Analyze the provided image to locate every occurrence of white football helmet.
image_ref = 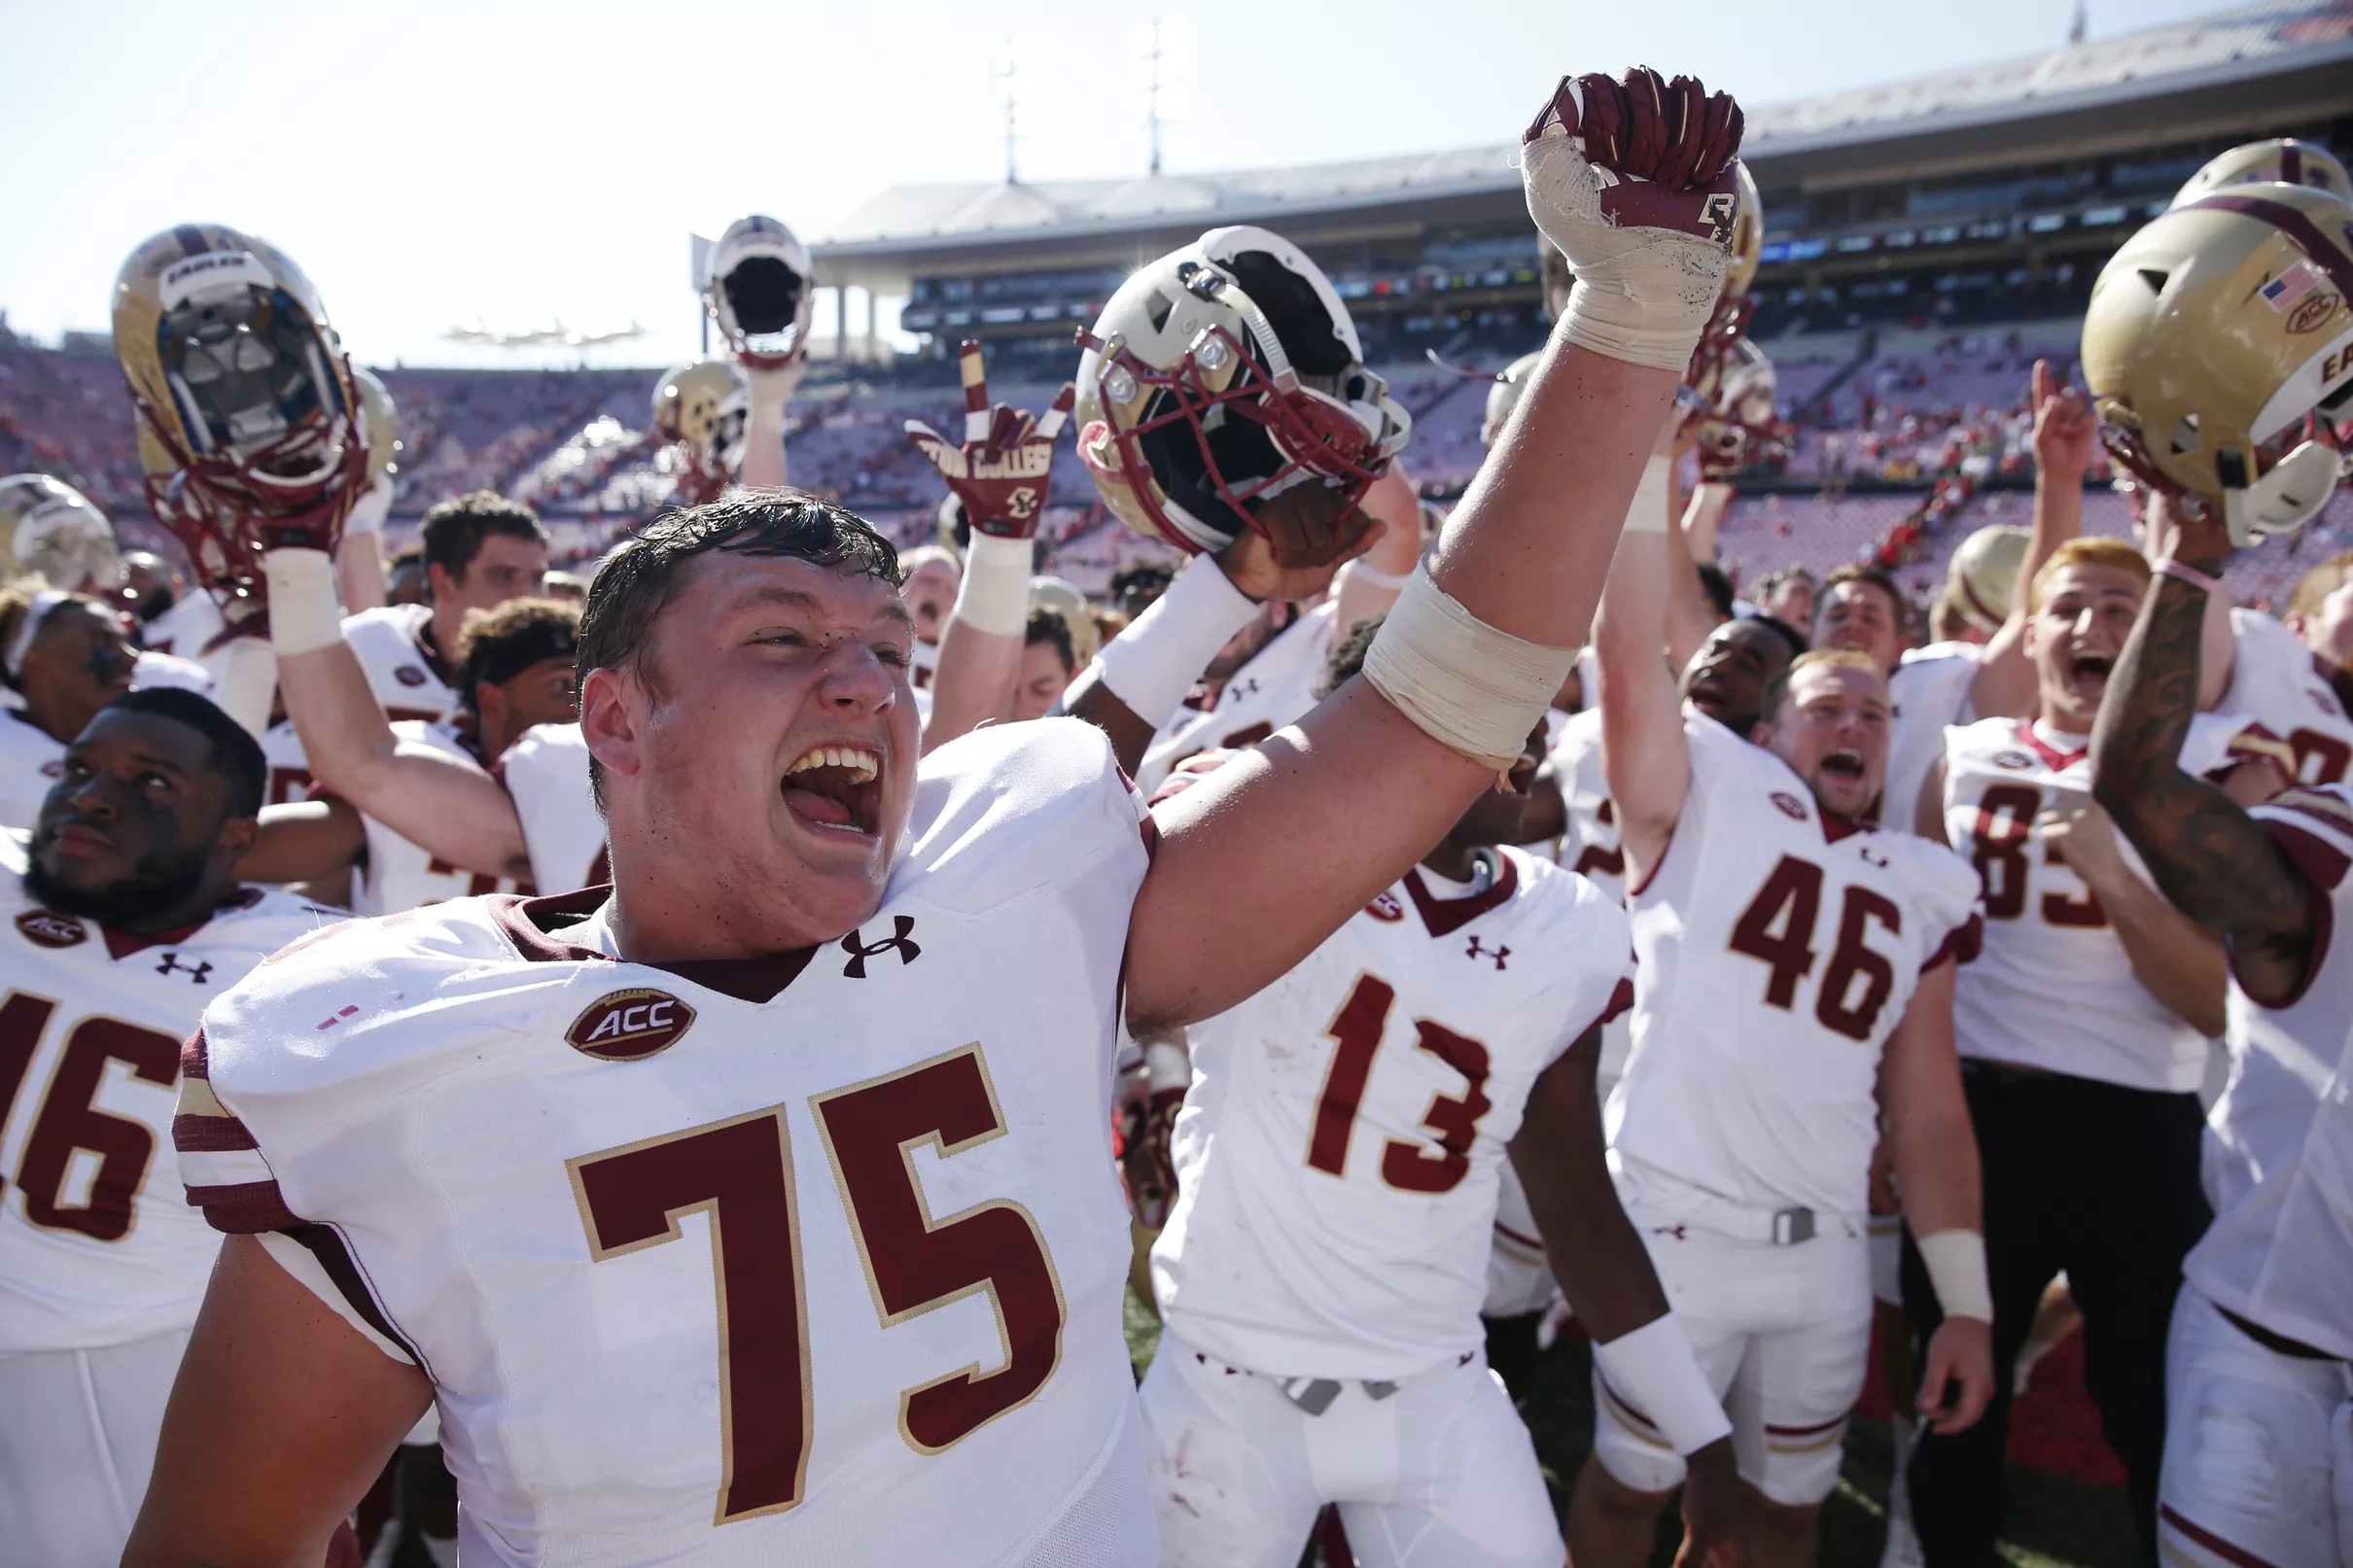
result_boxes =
[704,216,816,368]
[1074,226,1412,554]
[2171,139,2352,209]
[651,360,751,505]
[0,475,122,591]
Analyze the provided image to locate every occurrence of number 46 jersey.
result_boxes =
[1151,846,1634,1383]
[1611,715,1984,1219]
[178,720,1157,1567]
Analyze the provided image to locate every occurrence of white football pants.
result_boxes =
[0,1325,193,1568]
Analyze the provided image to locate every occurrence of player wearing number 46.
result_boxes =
[128,62,1757,1568]
[0,689,346,1568]
[1907,537,2290,1567]
[1577,413,1996,1568]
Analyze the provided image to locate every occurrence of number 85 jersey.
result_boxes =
[177,721,1157,1567]
[1611,715,1984,1219]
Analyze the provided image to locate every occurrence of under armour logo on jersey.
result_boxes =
[156,953,213,985]
[1652,1223,1689,1241]
[1466,935,1509,970]
[841,916,921,979]
[1223,677,1261,705]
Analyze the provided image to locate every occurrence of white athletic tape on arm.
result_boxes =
[1592,1312,1734,1455]
[1088,552,1259,730]
[951,534,1035,638]
[1917,1229,1993,1323]
[1359,566,1579,772]
[1622,455,1674,536]
[264,548,344,656]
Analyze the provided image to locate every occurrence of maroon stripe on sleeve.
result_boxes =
[172,1114,259,1152]
[1924,912,1984,972]
[186,1178,299,1234]
[180,1027,210,1082]
[2160,1504,2286,1568]
[283,1222,426,1371]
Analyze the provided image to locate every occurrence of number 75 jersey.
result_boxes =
[1612,715,1984,1218]
[177,721,1157,1567]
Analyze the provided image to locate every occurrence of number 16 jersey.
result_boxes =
[1611,714,1984,1218]
[178,720,1157,1567]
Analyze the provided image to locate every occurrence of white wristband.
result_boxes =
[1142,1040,1191,1097]
[263,548,344,656]
[1591,1313,1733,1455]
[1917,1229,1993,1323]
[342,480,392,540]
[1622,455,1674,536]
[1340,558,1414,592]
[950,534,1035,639]
[1359,565,1579,771]
[1087,552,1258,729]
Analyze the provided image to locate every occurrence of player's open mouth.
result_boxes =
[1820,749,1866,782]
[780,745,883,838]
[2071,653,2114,690]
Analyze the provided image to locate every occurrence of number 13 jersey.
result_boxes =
[1612,714,1984,1217]
[1151,846,1634,1382]
[178,720,1157,1567]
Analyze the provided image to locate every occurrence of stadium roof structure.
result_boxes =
[814,0,2353,292]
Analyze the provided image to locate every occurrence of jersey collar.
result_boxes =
[493,887,818,1004]
[1403,848,1518,939]
[88,885,265,959]
[2019,718,2090,771]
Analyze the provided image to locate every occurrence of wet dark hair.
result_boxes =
[456,598,580,711]
[1746,612,1809,662]
[97,687,265,818]
[1024,608,1075,676]
[421,490,548,578]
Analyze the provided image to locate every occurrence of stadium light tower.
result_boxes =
[1135,18,1186,178]
[996,39,1021,186]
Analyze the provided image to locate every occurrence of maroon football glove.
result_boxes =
[904,341,1073,540]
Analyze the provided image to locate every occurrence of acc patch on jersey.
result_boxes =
[394,666,430,687]
[15,908,86,948]
[1771,791,1809,821]
[567,989,695,1062]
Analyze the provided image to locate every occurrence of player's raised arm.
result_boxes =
[264,545,534,882]
[1127,68,1744,1032]
[1593,415,1699,886]
[2090,494,2317,1004]
[908,345,1075,749]
[1967,360,2093,720]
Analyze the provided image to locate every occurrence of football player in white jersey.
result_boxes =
[1908,536,2289,1567]
[0,688,343,1567]
[895,544,960,697]
[341,490,549,724]
[0,586,137,829]
[126,68,1752,1566]
[2090,494,2353,1568]
[1576,430,1994,1568]
[240,600,580,912]
[1141,617,1739,1568]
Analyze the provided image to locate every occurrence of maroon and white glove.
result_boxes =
[1522,67,1747,371]
[904,341,1073,539]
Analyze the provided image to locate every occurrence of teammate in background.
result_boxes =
[1111,562,1176,621]
[1907,539,2289,1568]
[387,545,429,609]
[1141,619,1739,1568]
[237,600,581,911]
[342,490,549,724]
[2090,493,2353,1568]
[1816,361,2090,834]
[1751,569,1815,634]
[894,543,961,693]
[0,587,137,829]
[0,689,342,1567]
[1015,608,1078,722]
[129,68,1752,1566]
[1577,419,1993,1568]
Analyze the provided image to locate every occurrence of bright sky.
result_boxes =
[0,0,2222,368]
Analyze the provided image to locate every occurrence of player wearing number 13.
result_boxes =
[0,689,342,1568]
[1577,421,1993,1568]
[129,64,1758,1568]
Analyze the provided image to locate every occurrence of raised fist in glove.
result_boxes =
[738,346,808,430]
[1523,66,1746,371]
[904,341,1074,539]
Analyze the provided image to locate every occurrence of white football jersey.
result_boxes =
[338,721,532,914]
[262,721,313,807]
[1885,645,1980,834]
[2217,608,2353,787]
[0,709,65,831]
[2185,784,2353,1357]
[1941,715,2278,1093]
[342,603,463,724]
[1612,714,1983,1217]
[131,648,213,695]
[179,719,1156,1566]
[1153,847,1633,1381]
[1136,601,1337,795]
[496,722,609,892]
[1545,707,1632,1090]
[0,837,342,1353]
[138,591,226,673]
